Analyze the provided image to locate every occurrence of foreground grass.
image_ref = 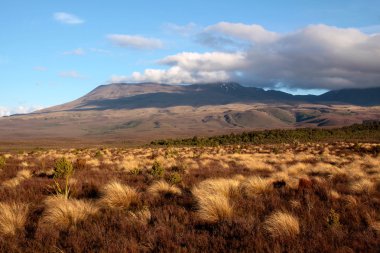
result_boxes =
[0,142,379,252]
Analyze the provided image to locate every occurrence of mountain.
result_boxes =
[40,82,380,113]
[1,82,380,146]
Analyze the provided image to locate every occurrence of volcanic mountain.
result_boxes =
[1,82,380,146]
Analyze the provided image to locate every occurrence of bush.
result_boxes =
[54,158,74,179]
[0,156,6,169]
[52,158,74,199]
[169,172,182,185]
[150,161,165,178]
[326,209,340,228]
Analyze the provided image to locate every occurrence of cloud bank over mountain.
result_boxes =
[0,105,44,117]
[114,23,380,90]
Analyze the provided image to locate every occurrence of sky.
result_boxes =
[1,0,380,116]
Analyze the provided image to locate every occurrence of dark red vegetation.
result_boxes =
[0,144,379,253]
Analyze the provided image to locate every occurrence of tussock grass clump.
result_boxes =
[99,181,139,210]
[240,176,272,197]
[350,179,374,194]
[194,178,240,198]
[193,194,233,223]
[192,178,236,223]
[148,181,181,197]
[128,206,151,224]
[0,202,29,236]
[263,211,300,239]
[2,169,32,188]
[41,196,98,229]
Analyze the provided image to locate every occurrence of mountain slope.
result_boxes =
[40,82,380,113]
[1,82,380,146]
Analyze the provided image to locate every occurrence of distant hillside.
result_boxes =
[39,82,380,113]
[1,82,380,147]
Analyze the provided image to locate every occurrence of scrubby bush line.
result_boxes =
[151,121,380,147]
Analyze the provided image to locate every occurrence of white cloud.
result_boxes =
[0,105,44,117]
[163,22,199,36]
[112,52,246,84]
[59,70,85,79]
[54,12,84,25]
[107,34,163,50]
[119,24,380,90]
[63,48,85,55]
[33,66,47,71]
[203,22,278,44]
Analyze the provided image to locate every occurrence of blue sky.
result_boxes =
[1,0,380,115]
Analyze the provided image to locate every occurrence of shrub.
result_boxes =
[41,196,98,229]
[129,167,142,175]
[169,172,182,184]
[148,181,181,197]
[326,209,340,228]
[0,202,29,236]
[99,182,139,210]
[263,211,300,239]
[51,158,74,199]
[150,161,165,178]
[0,156,5,169]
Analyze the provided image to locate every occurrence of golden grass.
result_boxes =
[350,179,374,194]
[193,194,233,223]
[240,176,272,197]
[193,178,240,198]
[128,207,151,224]
[0,202,29,236]
[2,169,32,188]
[263,211,300,238]
[192,178,236,223]
[99,181,139,210]
[147,181,181,197]
[371,221,380,233]
[41,196,98,229]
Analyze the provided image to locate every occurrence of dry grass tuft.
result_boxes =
[99,181,139,210]
[240,176,272,197]
[147,181,181,197]
[41,196,98,229]
[193,193,233,223]
[263,211,300,239]
[2,169,32,188]
[128,207,151,224]
[0,202,29,236]
[370,221,380,233]
[193,178,240,198]
[350,179,374,194]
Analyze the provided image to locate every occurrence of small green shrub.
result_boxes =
[326,209,340,228]
[94,150,103,159]
[150,161,165,178]
[0,156,6,169]
[169,172,182,185]
[54,158,74,179]
[130,168,142,175]
[52,158,74,199]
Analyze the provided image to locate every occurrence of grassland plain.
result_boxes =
[0,139,379,252]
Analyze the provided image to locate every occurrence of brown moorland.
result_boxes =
[0,142,379,252]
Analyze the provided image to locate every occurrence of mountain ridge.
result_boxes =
[38,82,380,113]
